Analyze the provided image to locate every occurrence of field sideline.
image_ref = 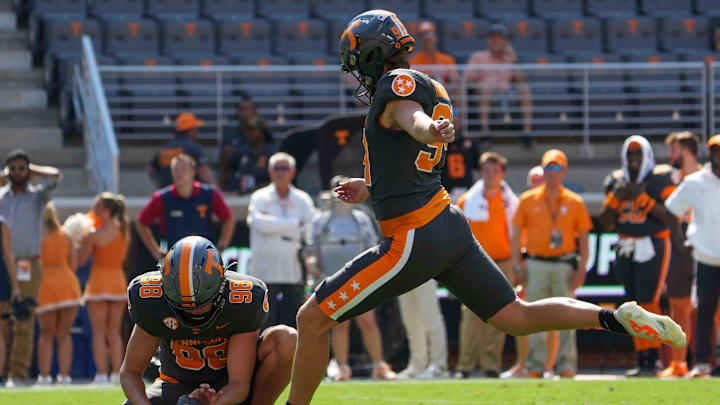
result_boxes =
[0,378,718,404]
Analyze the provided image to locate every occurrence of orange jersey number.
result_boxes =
[228,280,253,304]
[171,340,229,371]
[139,274,163,299]
[415,103,452,173]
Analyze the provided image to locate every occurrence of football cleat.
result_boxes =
[614,301,686,349]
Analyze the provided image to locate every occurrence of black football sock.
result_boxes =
[599,308,629,335]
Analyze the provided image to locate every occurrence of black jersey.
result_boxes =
[604,164,678,237]
[128,271,269,387]
[364,68,453,225]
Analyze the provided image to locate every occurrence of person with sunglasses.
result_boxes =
[247,152,316,329]
[511,149,593,379]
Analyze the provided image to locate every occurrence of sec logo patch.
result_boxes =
[391,74,416,97]
[163,316,179,331]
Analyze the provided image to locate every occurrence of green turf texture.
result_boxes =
[0,379,717,404]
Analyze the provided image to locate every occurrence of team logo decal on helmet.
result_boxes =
[339,9,415,104]
[391,74,416,97]
[160,236,227,331]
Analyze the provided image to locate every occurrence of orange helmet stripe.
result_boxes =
[179,240,194,303]
[341,20,361,50]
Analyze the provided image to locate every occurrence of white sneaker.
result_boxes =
[56,375,72,385]
[4,378,17,388]
[614,301,687,349]
[542,371,555,379]
[35,375,52,385]
[416,365,450,380]
[92,374,109,385]
[396,366,422,380]
[109,373,121,385]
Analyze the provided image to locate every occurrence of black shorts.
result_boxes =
[614,236,670,303]
[666,239,694,298]
[314,205,517,323]
[122,330,267,405]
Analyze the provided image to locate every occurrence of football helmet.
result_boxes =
[339,9,415,104]
[160,236,227,330]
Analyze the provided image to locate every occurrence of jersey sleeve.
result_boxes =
[137,192,164,226]
[224,274,270,334]
[647,167,677,202]
[127,271,167,337]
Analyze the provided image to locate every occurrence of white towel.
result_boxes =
[462,180,518,225]
[633,236,656,263]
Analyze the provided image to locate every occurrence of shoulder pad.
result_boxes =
[221,272,269,333]
[653,164,673,175]
[128,271,173,336]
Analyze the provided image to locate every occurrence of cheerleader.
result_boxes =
[78,192,129,385]
[36,202,82,385]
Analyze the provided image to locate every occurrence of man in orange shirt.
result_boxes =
[511,149,593,378]
[409,21,458,86]
[455,152,518,378]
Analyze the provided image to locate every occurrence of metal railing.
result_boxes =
[74,36,119,194]
[711,61,720,140]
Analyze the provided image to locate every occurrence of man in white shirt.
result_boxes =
[247,152,316,328]
[665,135,720,378]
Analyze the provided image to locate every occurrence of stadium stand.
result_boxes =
[274,19,327,57]
[104,19,160,59]
[660,17,711,53]
[201,0,255,21]
[146,0,200,21]
[257,0,310,20]
[311,0,367,19]
[438,18,489,61]
[505,18,548,56]
[550,18,603,56]
[477,0,528,19]
[89,0,144,20]
[422,0,474,20]
[218,20,272,57]
[368,0,421,19]
[585,0,637,17]
[161,19,216,57]
[694,0,720,16]
[531,0,583,18]
[605,17,658,54]
[639,0,692,17]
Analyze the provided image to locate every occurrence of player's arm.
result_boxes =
[212,330,260,405]
[334,178,369,204]
[598,175,620,231]
[120,325,161,405]
[383,99,455,145]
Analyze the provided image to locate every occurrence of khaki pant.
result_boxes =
[525,258,577,374]
[456,259,512,373]
[8,258,42,380]
[397,280,448,371]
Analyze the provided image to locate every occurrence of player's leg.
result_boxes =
[56,306,78,379]
[329,320,352,380]
[36,309,58,380]
[87,300,110,379]
[250,325,297,404]
[107,301,127,377]
[660,241,693,377]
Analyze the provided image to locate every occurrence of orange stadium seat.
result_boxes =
[104,19,160,58]
[161,20,216,57]
[274,20,328,57]
[201,0,255,21]
[505,18,548,56]
[551,18,603,55]
[438,18,489,61]
[218,20,272,57]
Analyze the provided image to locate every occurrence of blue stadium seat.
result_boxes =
[201,0,255,21]
[257,0,310,20]
[531,0,582,18]
[477,0,528,20]
[218,20,271,57]
[104,20,160,58]
[44,18,101,56]
[438,18,488,60]
[585,0,637,17]
[30,0,86,17]
[177,56,232,103]
[660,17,710,53]
[367,0,421,19]
[422,0,474,20]
[274,20,328,57]
[639,0,692,17]
[694,0,720,16]
[312,0,367,20]
[161,20,216,57]
[147,0,200,21]
[551,18,603,55]
[89,0,144,20]
[605,17,658,54]
[505,18,547,56]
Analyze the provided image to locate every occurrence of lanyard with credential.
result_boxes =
[544,194,563,229]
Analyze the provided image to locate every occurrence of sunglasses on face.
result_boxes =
[272,166,291,172]
[544,163,563,172]
[8,165,26,172]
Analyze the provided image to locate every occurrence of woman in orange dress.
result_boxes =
[36,202,82,385]
[78,192,129,385]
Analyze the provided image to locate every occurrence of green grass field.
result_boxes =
[0,379,718,405]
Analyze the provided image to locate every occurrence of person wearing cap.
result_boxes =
[409,21,459,86]
[137,153,235,262]
[148,112,215,188]
[466,23,533,146]
[665,135,720,378]
[598,135,679,376]
[224,116,277,195]
[511,149,592,378]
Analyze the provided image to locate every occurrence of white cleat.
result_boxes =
[614,301,687,349]
[35,375,52,385]
[56,375,72,385]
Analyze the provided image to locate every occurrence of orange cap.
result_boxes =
[542,149,568,168]
[708,134,720,149]
[418,21,436,35]
[175,112,204,132]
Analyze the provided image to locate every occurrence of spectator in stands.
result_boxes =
[137,154,235,261]
[466,23,533,147]
[78,192,130,385]
[527,166,545,189]
[409,21,459,86]
[715,26,720,52]
[659,131,701,377]
[665,135,720,378]
[220,98,265,188]
[306,175,395,381]
[148,112,215,188]
[598,136,678,377]
[441,112,479,203]
[0,211,20,386]
[36,202,81,385]
[247,152,315,328]
[225,118,277,195]
[0,149,61,387]
[454,152,517,379]
[512,149,592,379]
